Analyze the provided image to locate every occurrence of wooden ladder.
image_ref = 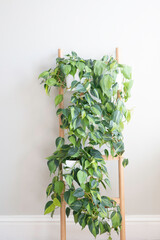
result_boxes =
[58,48,126,240]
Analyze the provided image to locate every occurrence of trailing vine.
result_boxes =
[39,51,133,239]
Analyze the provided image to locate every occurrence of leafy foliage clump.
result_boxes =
[39,51,133,239]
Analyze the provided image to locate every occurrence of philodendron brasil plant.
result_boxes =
[39,51,133,239]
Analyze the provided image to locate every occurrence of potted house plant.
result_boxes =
[39,51,133,239]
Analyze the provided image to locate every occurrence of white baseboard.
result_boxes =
[0,215,160,240]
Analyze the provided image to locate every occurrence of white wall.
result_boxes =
[0,0,160,218]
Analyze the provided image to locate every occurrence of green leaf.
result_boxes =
[56,137,64,149]
[99,222,105,234]
[84,82,91,92]
[62,108,70,117]
[84,93,92,105]
[75,83,86,93]
[56,108,63,116]
[71,51,77,57]
[78,213,87,229]
[113,141,124,155]
[100,75,113,95]
[85,160,90,169]
[123,80,133,92]
[47,160,57,174]
[94,60,106,76]
[121,65,132,79]
[88,221,97,237]
[101,196,113,208]
[52,176,58,184]
[64,190,76,205]
[54,181,64,195]
[73,212,79,223]
[104,149,109,159]
[65,175,73,188]
[99,221,111,234]
[81,117,89,129]
[88,168,94,176]
[110,60,117,69]
[125,110,131,122]
[101,55,109,61]
[81,110,86,119]
[46,183,53,197]
[38,71,49,79]
[111,212,121,228]
[68,135,76,147]
[71,80,79,89]
[91,105,102,116]
[104,178,111,188]
[123,80,133,100]
[89,132,97,143]
[62,65,71,75]
[44,84,49,95]
[55,94,63,106]
[86,203,92,214]
[46,78,57,86]
[71,106,80,120]
[46,154,55,161]
[87,114,95,124]
[76,62,85,71]
[77,170,87,185]
[79,71,83,79]
[70,66,77,77]
[98,203,107,218]
[64,191,70,203]
[76,127,85,137]
[90,88,99,98]
[112,110,122,124]
[122,158,129,167]
[68,147,78,156]
[53,197,61,207]
[73,188,85,198]
[70,200,83,211]
[72,118,81,129]
[90,179,98,189]
[106,102,113,113]
[44,201,55,215]
[112,82,119,95]
[66,207,70,217]
[90,149,103,160]
[85,65,92,73]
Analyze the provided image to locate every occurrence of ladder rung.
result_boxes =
[102,155,120,161]
[112,197,120,204]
